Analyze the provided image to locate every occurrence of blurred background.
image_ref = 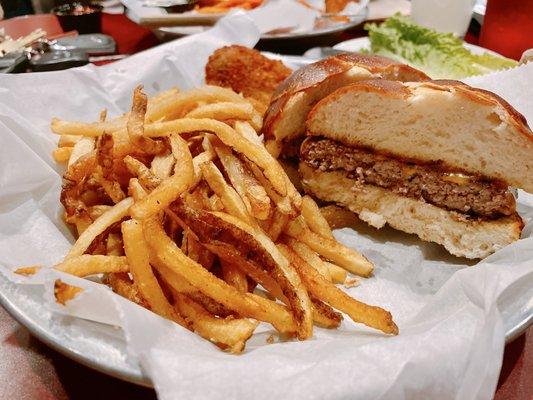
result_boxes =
[0,0,532,73]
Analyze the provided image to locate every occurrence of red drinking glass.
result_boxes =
[479,0,533,60]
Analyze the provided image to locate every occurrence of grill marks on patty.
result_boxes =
[301,137,516,219]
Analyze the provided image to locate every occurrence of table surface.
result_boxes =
[1,11,531,400]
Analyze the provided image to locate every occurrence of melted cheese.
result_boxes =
[442,173,472,185]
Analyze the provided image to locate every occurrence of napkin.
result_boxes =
[1,13,533,400]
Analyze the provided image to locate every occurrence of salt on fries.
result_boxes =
[22,84,397,353]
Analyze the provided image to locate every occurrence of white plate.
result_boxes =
[155,6,368,40]
[333,36,500,56]
[0,271,149,387]
[0,44,530,390]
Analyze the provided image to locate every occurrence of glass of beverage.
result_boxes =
[479,0,533,60]
[411,0,477,37]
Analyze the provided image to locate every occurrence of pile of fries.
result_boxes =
[27,84,397,353]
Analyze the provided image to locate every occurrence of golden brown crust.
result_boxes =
[263,54,429,142]
[271,56,349,102]
[328,79,410,99]
[271,53,428,102]
[205,45,291,112]
[262,96,288,141]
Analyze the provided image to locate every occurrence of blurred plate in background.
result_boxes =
[154,5,368,40]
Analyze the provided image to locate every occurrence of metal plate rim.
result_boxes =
[0,284,153,388]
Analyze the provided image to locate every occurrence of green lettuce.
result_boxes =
[363,14,517,79]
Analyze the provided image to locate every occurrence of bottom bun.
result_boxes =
[300,163,523,259]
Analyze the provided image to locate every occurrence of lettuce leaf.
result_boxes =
[363,14,517,79]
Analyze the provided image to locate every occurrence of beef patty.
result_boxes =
[301,137,515,219]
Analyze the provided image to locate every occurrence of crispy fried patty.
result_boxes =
[301,137,515,219]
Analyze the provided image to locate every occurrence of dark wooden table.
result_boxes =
[0,305,530,399]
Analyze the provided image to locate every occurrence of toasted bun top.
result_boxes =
[270,53,429,102]
[262,54,429,155]
[307,79,533,192]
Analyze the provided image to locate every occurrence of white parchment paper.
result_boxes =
[1,14,533,399]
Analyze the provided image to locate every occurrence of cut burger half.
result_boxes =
[300,79,532,259]
[262,53,430,159]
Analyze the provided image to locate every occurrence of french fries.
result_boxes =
[144,216,296,334]
[174,206,313,339]
[34,84,396,353]
[68,137,95,167]
[221,260,249,293]
[279,245,398,335]
[301,196,334,239]
[201,161,253,224]
[55,255,129,277]
[51,118,113,137]
[145,85,248,123]
[214,143,271,220]
[124,155,161,191]
[185,101,254,121]
[105,272,148,307]
[58,134,82,148]
[285,217,374,277]
[192,150,215,185]
[310,297,343,329]
[150,153,174,179]
[127,86,166,155]
[52,147,72,164]
[323,261,347,284]
[173,292,258,353]
[122,219,185,324]
[320,205,361,230]
[142,118,288,196]
[130,135,193,219]
[283,237,331,281]
[65,197,133,259]
[234,121,262,146]
[153,261,233,317]
[245,160,295,216]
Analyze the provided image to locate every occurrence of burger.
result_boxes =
[263,54,532,258]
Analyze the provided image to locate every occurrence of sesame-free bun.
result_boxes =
[262,54,429,157]
[300,163,523,259]
[307,79,533,192]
